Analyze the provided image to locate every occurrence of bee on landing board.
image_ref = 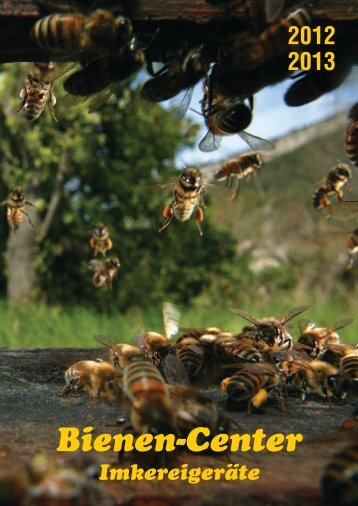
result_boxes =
[231,306,309,350]
[89,223,113,256]
[313,163,352,210]
[321,443,358,506]
[141,47,209,121]
[18,62,61,122]
[62,360,122,401]
[1,187,36,233]
[86,256,120,290]
[32,7,133,62]
[346,103,358,168]
[159,168,205,236]
[122,359,177,436]
[215,152,263,200]
[199,77,274,153]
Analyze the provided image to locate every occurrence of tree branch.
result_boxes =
[38,149,69,241]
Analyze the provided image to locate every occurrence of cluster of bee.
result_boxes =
[86,223,120,289]
[62,303,357,438]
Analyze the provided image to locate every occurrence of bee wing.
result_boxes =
[322,201,358,220]
[264,0,286,22]
[320,319,354,340]
[87,85,119,113]
[94,335,116,347]
[86,259,103,271]
[47,62,79,81]
[169,87,194,121]
[279,305,309,326]
[230,308,262,326]
[238,131,275,152]
[163,302,181,340]
[163,354,191,386]
[199,130,222,152]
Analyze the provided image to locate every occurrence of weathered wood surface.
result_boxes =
[0,0,357,61]
[0,348,356,505]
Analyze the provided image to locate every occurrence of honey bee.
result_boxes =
[313,163,352,210]
[61,360,122,400]
[63,45,145,111]
[1,187,36,233]
[18,62,60,122]
[170,386,232,439]
[231,306,309,349]
[138,302,180,365]
[284,54,352,107]
[346,228,358,270]
[95,337,144,369]
[89,222,113,256]
[297,319,353,358]
[299,360,338,402]
[346,103,358,167]
[142,47,209,120]
[335,353,358,397]
[218,7,311,72]
[32,9,133,62]
[123,359,177,435]
[159,168,205,236]
[86,256,120,289]
[321,443,358,506]
[215,152,263,200]
[175,336,206,379]
[216,336,263,364]
[199,79,274,152]
[221,362,281,411]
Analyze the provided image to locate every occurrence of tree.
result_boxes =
[0,64,236,309]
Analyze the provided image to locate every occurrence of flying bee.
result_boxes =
[63,46,145,112]
[313,163,352,210]
[18,62,62,122]
[95,337,144,369]
[321,443,358,506]
[231,306,309,349]
[142,47,209,120]
[199,79,274,152]
[61,360,122,400]
[221,362,281,411]
[218,7,311,72]
[89,222,113,256]
[32,9,133,62]
[346,228,358,269]
[1,187,36,233]
[215,152,263,200]
[159,167,205,236]
[86,256,120,290]
[346,103,358,167]
[123,359,177,435]
[297,319,353,358]
[137,302,180,365]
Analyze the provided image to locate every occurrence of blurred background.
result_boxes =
[0,64,356,347]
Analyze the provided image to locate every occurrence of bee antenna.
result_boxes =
[189,107,204,117]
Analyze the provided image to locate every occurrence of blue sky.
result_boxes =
[178,66,358,165]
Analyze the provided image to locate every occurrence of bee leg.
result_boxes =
[229,178,240,201]
[195,207,204,237]
[48,89,58,123]
[335,189,344,201]
[61,384,74,398]
[300,380,307,402]
[159,204,173,233]
[21,209,36,231]
[200,193,206,209]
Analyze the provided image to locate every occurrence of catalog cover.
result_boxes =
[0,1,357,505]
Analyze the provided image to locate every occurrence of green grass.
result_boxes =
[0,298,356,348]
